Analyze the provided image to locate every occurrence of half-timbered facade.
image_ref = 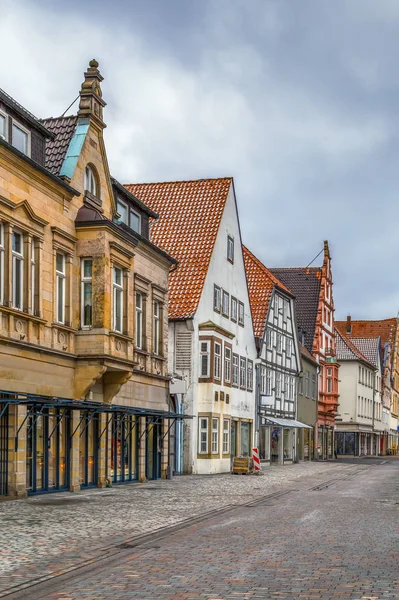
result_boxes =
[243,246,306,465]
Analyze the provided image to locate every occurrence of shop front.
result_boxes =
[259,416,312,465]
[317,425,334,459]
[110,414,139,485]
[0,402,9,497]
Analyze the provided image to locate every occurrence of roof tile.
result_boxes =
[41,115,77,175]
[126,178,232,320]
[335,328,375,369]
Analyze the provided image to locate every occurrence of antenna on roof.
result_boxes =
[305,247,324,269]
[61,95,79,117]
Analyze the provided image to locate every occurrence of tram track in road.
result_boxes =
[0,463,375,600]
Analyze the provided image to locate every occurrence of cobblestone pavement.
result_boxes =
[0,461,364,595]
[5,458,397,600]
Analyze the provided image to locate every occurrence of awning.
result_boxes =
[260,416,312,429]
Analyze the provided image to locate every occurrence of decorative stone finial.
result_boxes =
[78,59,106,128]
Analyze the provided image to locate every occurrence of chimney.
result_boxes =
[346,315,352,334]
[78,59,106,129]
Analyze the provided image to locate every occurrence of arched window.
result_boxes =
[84,164,98,197]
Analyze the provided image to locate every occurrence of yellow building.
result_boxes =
[0,60,183,499]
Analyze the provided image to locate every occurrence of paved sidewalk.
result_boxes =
[0,462,365,595]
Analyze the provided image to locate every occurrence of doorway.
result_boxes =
[0,403,8,496]
[79,412,99,488]
[111,414,138,484]
[146,419,162,480]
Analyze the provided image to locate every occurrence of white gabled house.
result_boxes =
[126,178,257,474]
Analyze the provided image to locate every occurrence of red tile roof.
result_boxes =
[242,245,293,338]
[335,327,375,369]
[335,318,396,345]
[125,178,233,320]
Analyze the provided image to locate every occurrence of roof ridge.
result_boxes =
[271,266,321,272]
[41,115,77,122]
[336,318,396,324]
[126,176,233,187]
[243,245,293,296]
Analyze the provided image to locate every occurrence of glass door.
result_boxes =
[80,412,99,488]
[0,403,8,496]
[146,420,161,480]
[111,414,138,484]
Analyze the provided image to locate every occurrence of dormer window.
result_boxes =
[116,199,141,235]
[116,199,128,225]
[130,209,141,234]
[84,164,98,197]
[0,112,6,139]
[12,120,29,156]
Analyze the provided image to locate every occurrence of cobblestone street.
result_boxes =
[1,460,398,599]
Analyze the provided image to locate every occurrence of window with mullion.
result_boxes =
[113,266,123,333]
[55,253,66,324]
[199,417,208,453]
[153,300,160,355]
[224,346,231,383]
[211,417,219,454]
[214,342,222,380]
[223,419,230,454]
[12,230,23,310]
[200,341,210,378]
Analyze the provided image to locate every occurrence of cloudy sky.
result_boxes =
[1,0,399,320]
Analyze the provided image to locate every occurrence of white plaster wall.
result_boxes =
[337,361,375,427]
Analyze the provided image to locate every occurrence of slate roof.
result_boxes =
[41,115,78,175]
[335,328,375,368]
[335,318,396,346]
[270,267,321,354]
[125,178,233,320]
[242,245,293,339]
[349,337,380,368]
[0,87,55,138]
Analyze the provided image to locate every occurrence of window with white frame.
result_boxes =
[266,328,273,349]
[232,353,239,386]
[200,340,210,378]
[231,297,237,322]
[284,374,289,396]
[12,121,29,156]
[240,357,246,388]
[247,360,253,391]
[116,199,128,224]
[223,419,230,454]
[238,301,244,326]
[222,290,229,317]
[113,266,123,333]
[130,209,141,234]
[260,366,266,394]
[55,253,66,324]
[286,338,292,357]
[135,292,143,348]
[153,301,160,355]
[0,112,6,139]
[289,376,295,401]
[211,417,219,454]
[12,230,23,310]
[227,235,234,263]
[224,346,231,383]
[275,371,282,396]
[0,223,4,305]
[283,299,289,322]
[214,342,221,380]
[30,241,35,314]
[327,367,333,393]
[213,285,221,312]
[277,333,283,353]
[199,418,208,453]
[84,164,98,196]
[266,369,272,396]
[81,258,93,327]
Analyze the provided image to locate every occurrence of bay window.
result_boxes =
[200,340,210,378]
[199,418,208,454]
[12,231,23,310]
[55,253,66,324]
[135,292,143,348]
[81,258,93,327]
[224,346,231,383]
[214,342,221,380]
[211,417,219,454]
[113,266,123,333]
[223,419,230,454]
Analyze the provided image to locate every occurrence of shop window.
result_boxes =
[153,300,160,355]
[12,230,23,310]
[240,357,246,388]
[224,346,231,383]
[55,253,66,324]
[214,342,221,380]
[211,417,219,454]
[223,419,230,454]
[199,417,208,453]
[200,341,210,378]
[232,353,239,386]
[222,290,229,317]
[213,285,221,312]
[231,297,237,322]
[81,258,93,328]
[227,235,234,263]
[113,266,123,333]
